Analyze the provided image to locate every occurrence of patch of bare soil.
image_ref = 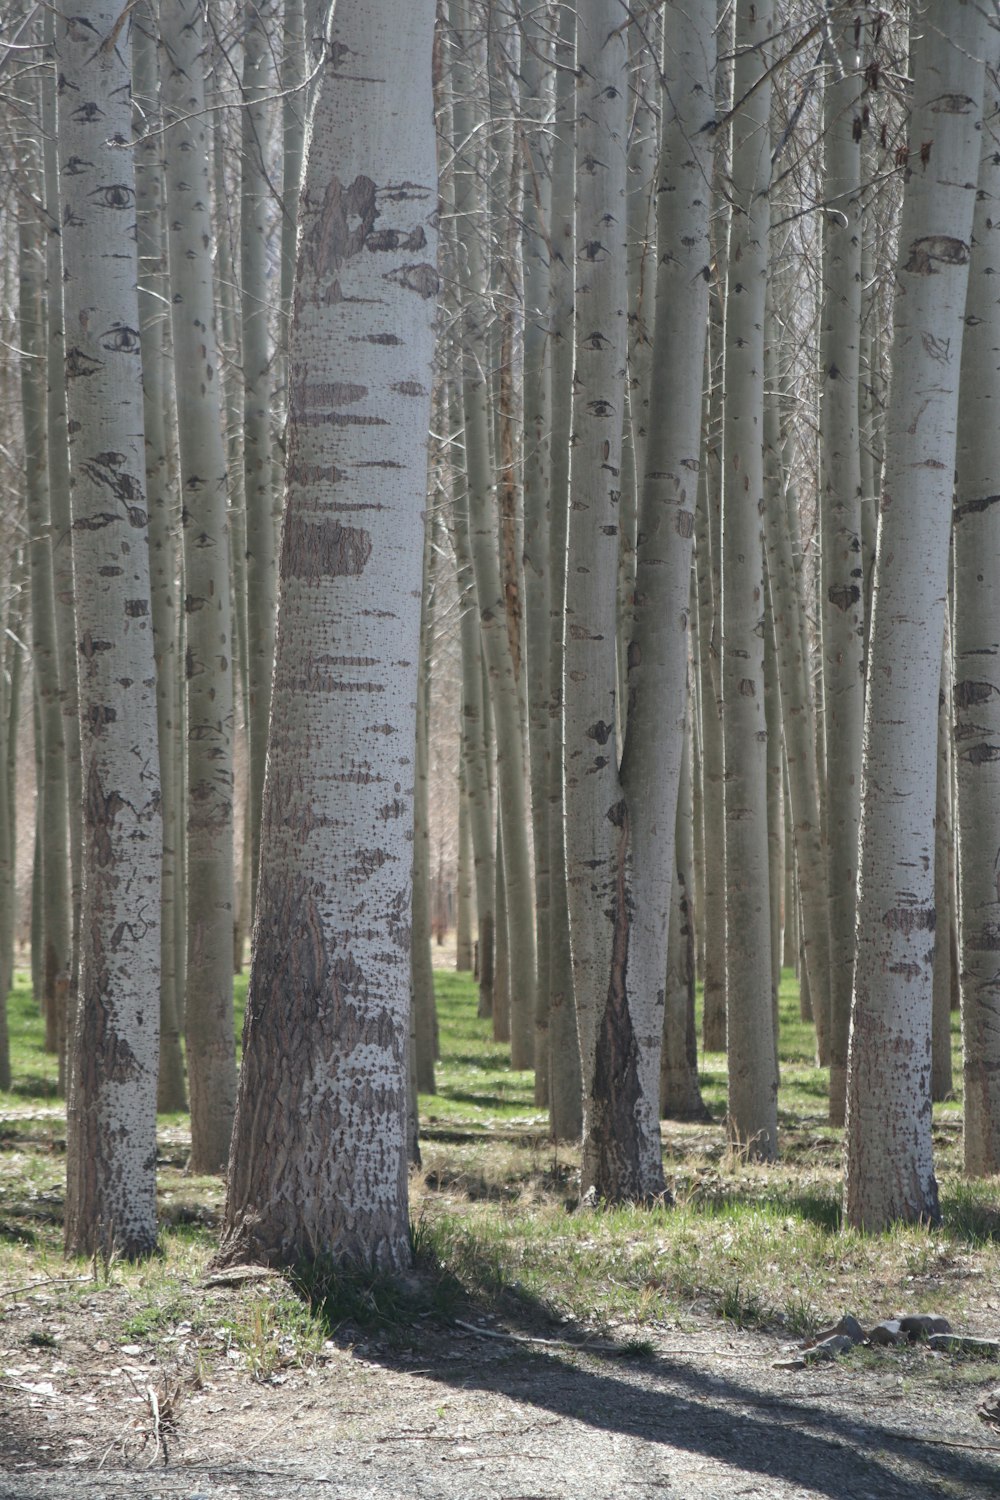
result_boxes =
[2,1282,1000,1500]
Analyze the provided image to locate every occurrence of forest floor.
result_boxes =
[2,955,1000,1499]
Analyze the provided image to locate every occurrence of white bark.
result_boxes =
[820,7,865,1122]
[721,0,778,1159]
[845,0,987,1229]
[221,0,438,1271]
[955,39,1000,1173]
[161,0,237,1172]
[58,0,161,1258]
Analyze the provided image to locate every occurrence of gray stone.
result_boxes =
[928,1334,1000,1358]
[808,1314,865,1347]
[869,1320,904,1346]
[899,1313,951,1340]
[803,1334,855,1363]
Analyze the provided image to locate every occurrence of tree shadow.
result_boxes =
[320,1255,1000,1500]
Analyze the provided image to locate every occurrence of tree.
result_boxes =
[845,0,987,1230]
[58,0,162,1259]
[720,0,778,1159]
[954,35,1000,1175]
[220,0,438,1272]
[161,0,238,1173]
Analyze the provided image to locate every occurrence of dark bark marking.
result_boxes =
[586,720,614,746]
[85,760,125,870]
[738,678,756,697]
[303,174,377,279]
[124,599,149,617]
[293,380,368,407]
[391,381,426,397]
[882,906,935,935]
[929,92,976,115]
[282,514,372,580]
[590,799,647,1203]
[954,679,996,709]
[85,704,117,732]
[382,262,439,298]
[828,582,861,612]
[328,411,388,428]
[904,236,969,275]
[287,463,349,486]
[365,226,427,254]
[79,632,113,658]
[955,492,1000,522]
[675,509,694,539]
[960,742,1000,766]
[351,332,403,346]
[66,347,101,378]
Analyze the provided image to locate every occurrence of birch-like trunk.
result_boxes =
[820,8,865,1123]
[220,0,438,1272]
[762,327,831,1070]
[563,0,638,1200]
[545,2,582,1142]
[721,0,777,1159]
[845,0,986,1229]
[58,0,162,1259]
[161,0,237,1172]
[133,0,186,1113]
[242,0,277,909]
[450,0,536,1071]
[17,119,73,1081]
[519,3,554,1104]
[955,47,1000,1173]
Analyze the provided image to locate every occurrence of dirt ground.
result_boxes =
[2,1277,1000,1500]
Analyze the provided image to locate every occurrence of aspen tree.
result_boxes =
[161,0,238,1172]
[57,0,162,1258]
[820,5,865,1123]
[221,0,438,1272]
[955,38,1000,1174]
[721,0,778,1158]
[845,0,987,1229]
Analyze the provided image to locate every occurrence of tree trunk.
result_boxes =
[220,0,438,1273]
[721,0,778,1160]
[133,0,186,1114]
[162,0,238,1172]
[954,42,1000,1172]
[845,1,986,1230]
[820,7,865,1122]
[58,0,162,1260]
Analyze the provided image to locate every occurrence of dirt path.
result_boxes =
[3,1302,1000,1500]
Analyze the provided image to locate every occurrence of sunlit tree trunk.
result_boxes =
[58,0,162,1259]
[820,7,865,1123]
[242,0,277,911]
[845,1,986,1229]
[451,0,536,1071]
[220,0,438,1272]
[721,0,777,1159]
[162,0,237,1172]
[133,0,186,1113]
[546,3,582,1141]
[955,48,1000,1172]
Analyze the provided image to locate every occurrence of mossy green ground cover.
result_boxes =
[0,962,996,1362]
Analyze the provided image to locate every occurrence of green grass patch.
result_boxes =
[0,957,990,1368]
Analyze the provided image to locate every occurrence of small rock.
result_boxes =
[772,1357,807,1371]
[899,1313,951,1340]
[869,1320,904,1346]
[977,1388,1000,1428]
[803,1334,855,1363]
[928,1335,1000,1359]
[807,1314,865,1347]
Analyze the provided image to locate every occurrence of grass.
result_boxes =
[0,956,996,1378]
